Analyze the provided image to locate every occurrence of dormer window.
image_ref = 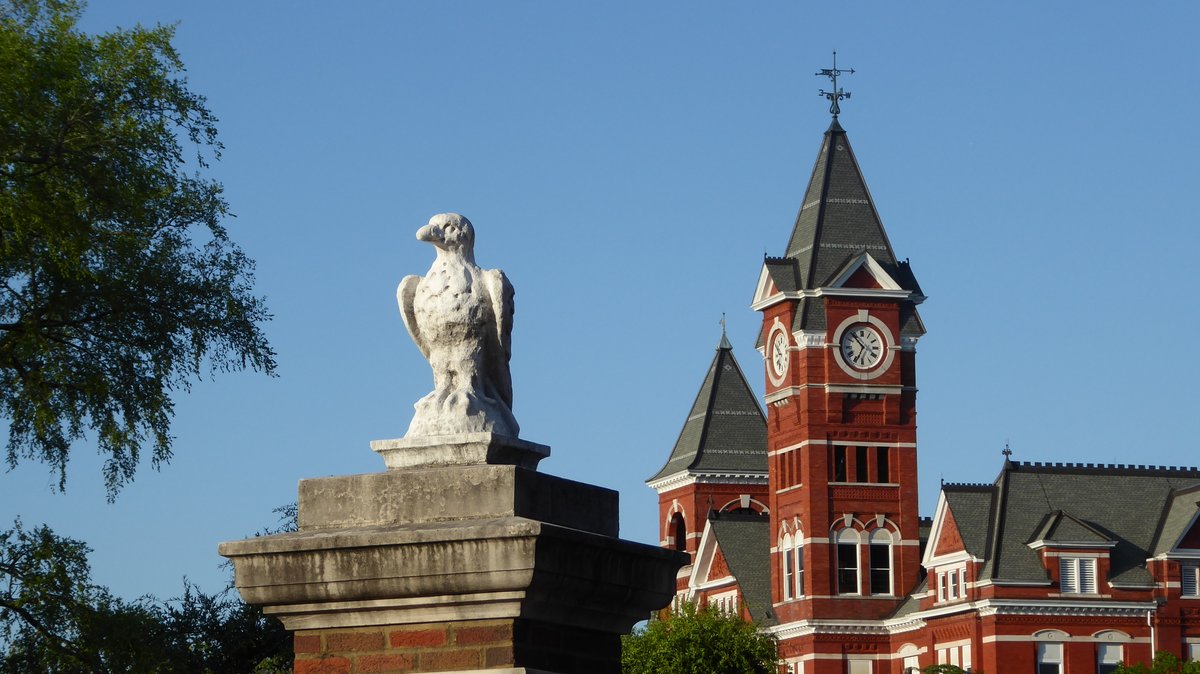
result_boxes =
[1060,557,1097,594]
[1183,563,1199,597]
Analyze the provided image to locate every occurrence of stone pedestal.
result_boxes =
[219,437,685,674]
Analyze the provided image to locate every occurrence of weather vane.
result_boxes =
[816,50,854,119]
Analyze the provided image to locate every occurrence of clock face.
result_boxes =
[771,331,789,378]
[840,324,884,370]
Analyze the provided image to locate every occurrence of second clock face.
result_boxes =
[840,325,884,370]
[771,331,790,377]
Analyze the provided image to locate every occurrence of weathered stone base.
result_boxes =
[221,445,686,673]
[293,618,620,673]
[371,433,549,470]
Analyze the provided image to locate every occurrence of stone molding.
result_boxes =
[371,432,549,470]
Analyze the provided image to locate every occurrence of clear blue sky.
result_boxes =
[3,1,1198,602]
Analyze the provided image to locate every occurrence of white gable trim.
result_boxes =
[686,519,718,600]
[752,264,783,308]
[828,252,903,291]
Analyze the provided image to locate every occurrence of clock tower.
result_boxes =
[751,115,926,629]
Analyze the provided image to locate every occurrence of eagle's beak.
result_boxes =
[416,222,443,246]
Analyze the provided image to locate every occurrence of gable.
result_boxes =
[933,505,967,557]
[827,252,902,291]
[707,547,732,582]
[1179,511,1200,549]
[843,265,882,289]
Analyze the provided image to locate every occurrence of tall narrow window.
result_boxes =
[795,544,805,597]
[1097,643,1122,674]
[1037,643,1063,674]
[837,529,860,594]
[876,446,890,483]
[782,533,795,600]
[834,446,847,481]
[670,513,686,553]
[1060,557,1097,593]
[948,569,959,599]
[855,445,869,482]
[1182,563,1199,597]
[869,529,893,595]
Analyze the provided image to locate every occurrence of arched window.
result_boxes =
[836,529,860,595]
[869,529,893,595]
[898,644,920,673]
[1033,632,1069,674]
[1037,642,1063,674]
[1097,643,1122,674]
[670,513,686,553]
[782,533,795,600]
[794,535,805,598]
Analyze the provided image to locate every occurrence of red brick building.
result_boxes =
[647,119,1200,674]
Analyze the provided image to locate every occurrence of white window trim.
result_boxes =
[936,563,967,603]
[869,529,894,596]
[1061,557,1099,594]
[1182,563,1199,597]
[837,529,862,595]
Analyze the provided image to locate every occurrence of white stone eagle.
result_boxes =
[397,213,518,438]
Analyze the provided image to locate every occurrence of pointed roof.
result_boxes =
[783,121,919,292]
[648,336,768,483]
[755,122,925,345]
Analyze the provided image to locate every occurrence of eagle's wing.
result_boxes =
[397,275,429,359]
[483,268,514,409]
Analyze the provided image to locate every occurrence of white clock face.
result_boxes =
[771,331,789,377]
[840,325,884,370]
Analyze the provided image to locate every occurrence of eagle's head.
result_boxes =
[417,213,475,257]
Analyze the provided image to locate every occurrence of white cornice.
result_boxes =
[647,470,769,493]
[974,598,1157,618]
[750,287,915,312]
[1028,540,1117,551]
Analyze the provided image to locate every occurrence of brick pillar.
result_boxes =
[220,434,687,674]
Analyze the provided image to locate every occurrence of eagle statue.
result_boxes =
[397,213,519,438]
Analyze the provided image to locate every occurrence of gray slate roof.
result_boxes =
[648,336,768,482]
[708,513,775,626]
[944,462,1200,588]
[783,120,921,296]
[755,121,924,344]
[1151,484,1200,556]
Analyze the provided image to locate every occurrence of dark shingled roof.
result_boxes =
[757,120,924,339]
[941,485,995,559]
[708,514,775,626]
[648,336,768,482]
[1028,511,1113,546]
[1150,484,1200,556]
[783,120,919,296]
[948,462,1200,588]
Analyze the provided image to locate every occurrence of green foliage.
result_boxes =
[0,519,291,673]
[1114,651,1200,674]
[0,0,275,498]
[922,666,968,674]
[621,601,778,674]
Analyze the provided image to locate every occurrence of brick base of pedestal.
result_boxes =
[220,445,686,674]
[293,618,619,674]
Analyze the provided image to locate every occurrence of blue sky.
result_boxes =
[3,1,1199,602]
